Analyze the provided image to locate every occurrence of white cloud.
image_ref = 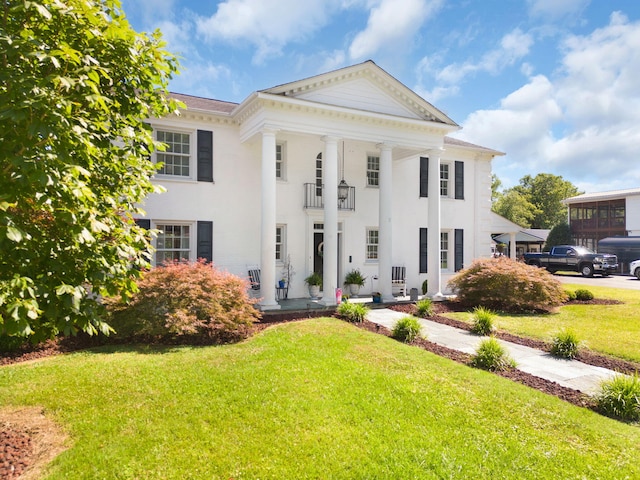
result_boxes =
[196,0,344,64]
[457,13,640,191]
[435,28,533,85]
[527,0,590,21]
[348,0,443,60]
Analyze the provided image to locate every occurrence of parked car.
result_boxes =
[523,245,618,277]
[630,259,640,280]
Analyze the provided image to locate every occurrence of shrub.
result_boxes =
[596,374,640,422]
[415,298,433,317]
[447,257,566,313]
[564,289,577,301]
[550,329,580,359]
[471,337,516,371]
[421,279,429,295]
[105,260,260,343]
[337,302,369,323]
[391,316,423,343]
[471,306,495,336]
[574,288,594,301]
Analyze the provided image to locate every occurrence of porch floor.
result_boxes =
[261,293,415,319]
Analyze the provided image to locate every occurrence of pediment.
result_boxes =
[261,61,457,126]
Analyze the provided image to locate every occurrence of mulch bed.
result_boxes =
[2,298,638,475]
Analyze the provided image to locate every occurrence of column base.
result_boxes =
[381,294,396,303]
[428,292,446,302]
[259,301,281,311]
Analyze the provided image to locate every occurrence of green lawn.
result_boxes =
[445,284,640,363]
[1,318,639,479]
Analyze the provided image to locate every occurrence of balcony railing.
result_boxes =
[303,183,355,211]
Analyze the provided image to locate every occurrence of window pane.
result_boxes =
[157,130,190,177]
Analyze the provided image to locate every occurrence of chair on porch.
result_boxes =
[247,267,261,292]
[391,266,407,297]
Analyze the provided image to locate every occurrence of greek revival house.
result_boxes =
[139,61,504,309]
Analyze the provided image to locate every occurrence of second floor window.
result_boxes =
[367,155,380,187]
[276,143,285,179]
[157,130,191,177]
[440,163,449,196]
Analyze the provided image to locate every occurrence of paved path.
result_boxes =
[366,308,620,395]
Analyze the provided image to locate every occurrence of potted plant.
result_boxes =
[344,269,366,296]
[304,271,322,298]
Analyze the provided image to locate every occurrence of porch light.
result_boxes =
[338,179,350,201]
[338,140,349,202]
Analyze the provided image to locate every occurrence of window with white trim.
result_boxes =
[367,155,380,187]
[366,228,379,261]
[440,231,449,269]
[275,225,286,262]
[155,224,191,264]
[440,163,450,197]
[156,130,191,177]
[276,143,286,180]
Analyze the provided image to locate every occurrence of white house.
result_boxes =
[138,61,504,309]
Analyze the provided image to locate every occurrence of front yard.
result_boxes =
[1,316,639,479]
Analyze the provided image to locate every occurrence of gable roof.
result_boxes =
[170,92,237,114]
[260,60,458,126]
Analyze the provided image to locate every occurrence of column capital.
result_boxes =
[376,142,395,151]
[261,125,280,136]
[424,146,445,157]
[321,134,342,144]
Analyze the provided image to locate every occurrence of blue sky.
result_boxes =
[120,0,640,193]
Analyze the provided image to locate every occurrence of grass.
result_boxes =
[1,318,640,478]
[445,285,640,363]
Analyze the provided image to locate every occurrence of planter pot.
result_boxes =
[372,295,382,304]
[348,284,361,296]
[279,280,286,288]
[308,285,320,298]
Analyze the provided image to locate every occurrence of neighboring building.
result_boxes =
[139,61,504,309]
[562,188,640,250]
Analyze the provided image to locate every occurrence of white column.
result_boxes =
[378,143,394,302]
[259,128,280,310]
[427,148,444,300]
[509,232,517,259]
[320,135,340,305]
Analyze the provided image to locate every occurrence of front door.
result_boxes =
[313,223,342,290]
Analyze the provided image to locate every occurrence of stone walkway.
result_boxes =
[366,308,620,395]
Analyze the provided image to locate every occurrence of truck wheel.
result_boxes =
[635,269,640,280]
[580,264,594,277]
[528,261,540,268]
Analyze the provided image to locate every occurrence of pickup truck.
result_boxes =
[524,245,618,277]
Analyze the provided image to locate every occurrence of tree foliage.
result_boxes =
[0,0,180,341]
[492,173,581,229]
[544,222,572,250]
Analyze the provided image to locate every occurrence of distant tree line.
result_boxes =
[492,173,581,249]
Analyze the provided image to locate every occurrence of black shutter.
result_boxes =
[419,157,429,197]
[455,161,464,200]
[197,130,213,182]
[197,221,213,262]
[419,228,428,273]
[134,219,151,230]
[455,229,464,272]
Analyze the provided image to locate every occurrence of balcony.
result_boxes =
[303,183,355,211]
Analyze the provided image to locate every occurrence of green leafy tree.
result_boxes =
[492,189,538,228]
[544,222,572,250]
[0,0,180,341]
[513,174,582,229]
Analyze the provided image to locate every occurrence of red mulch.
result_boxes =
[2,298,638,474]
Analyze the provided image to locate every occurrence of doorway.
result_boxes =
[312,222,342,289]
